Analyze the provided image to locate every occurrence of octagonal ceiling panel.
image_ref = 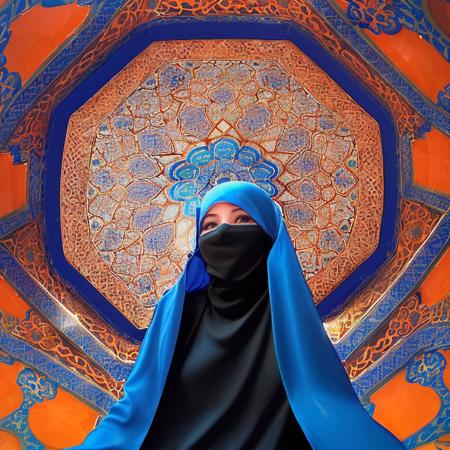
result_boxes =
[60,40,382,329]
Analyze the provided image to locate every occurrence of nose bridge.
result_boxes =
[220,215,239,224]
[202,222,236,243]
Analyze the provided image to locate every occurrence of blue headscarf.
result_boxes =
[66,181,405,450]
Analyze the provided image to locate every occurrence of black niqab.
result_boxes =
[141,223,312,449]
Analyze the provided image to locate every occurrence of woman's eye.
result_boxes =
[202,222,217,231]
[236,215,252,223]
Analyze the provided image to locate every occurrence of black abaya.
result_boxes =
[141,244,312,450]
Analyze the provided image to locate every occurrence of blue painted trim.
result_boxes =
[309,0,450,135]
[0,208,30,238]
[0,335,114,414]
[0,245,133,380]
[336,211,450,360]
[400,135,450,211]
[352,322,450,401]
[0,0,127,152]
[44,16,399,338]
[0,141,47,239]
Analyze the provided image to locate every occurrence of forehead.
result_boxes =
[204,202,244,214]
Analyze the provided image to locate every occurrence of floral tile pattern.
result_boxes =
[61,40,382,329]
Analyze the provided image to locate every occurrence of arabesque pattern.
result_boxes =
[62,40,382,328]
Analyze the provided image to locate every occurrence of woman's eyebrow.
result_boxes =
[203,213,218,220]
[203,208,246,220]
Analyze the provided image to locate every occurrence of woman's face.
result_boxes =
[200,202,257,235]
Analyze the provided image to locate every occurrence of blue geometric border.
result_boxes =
[0,0,127,151]
[311,0,449,135]
[0,337,114,414]
[0,246,133,380]
[352,322,450,403]
[336,210,450,360]
[345,0,450,63]
[400,135,450,211]
[0,0,106,123]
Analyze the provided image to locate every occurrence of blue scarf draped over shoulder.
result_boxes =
[66,181,405,450]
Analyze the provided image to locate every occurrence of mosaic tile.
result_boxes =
[402,349,450,448]
[344,292,449,380]
[0,366,58,449]
[0,0,109,146]
[61,40,383,328]
[334,210,450,360]
[324,199,442,342]
[0,227,140,374]
[352,323,450,402]
[346,0,449,62]
[0,334,115,414]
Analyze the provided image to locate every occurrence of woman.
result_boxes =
[67,181,406,450]
[141,198,311,449]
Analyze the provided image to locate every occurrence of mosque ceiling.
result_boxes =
[0,1,448,448]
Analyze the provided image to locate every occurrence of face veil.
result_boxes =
[65,181,406,450]
[198,222,273,282]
